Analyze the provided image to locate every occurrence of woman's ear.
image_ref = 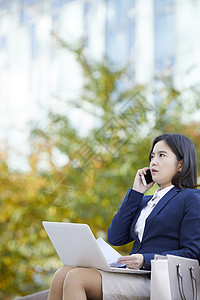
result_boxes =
[178,160,183,172]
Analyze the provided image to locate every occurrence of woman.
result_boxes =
[48,133,200,300]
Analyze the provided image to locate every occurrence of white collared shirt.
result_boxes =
[134,185,174,242]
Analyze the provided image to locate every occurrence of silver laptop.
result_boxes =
[42,221,150,274]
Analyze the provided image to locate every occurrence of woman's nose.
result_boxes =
[151,158,157,166]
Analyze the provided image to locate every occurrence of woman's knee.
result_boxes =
[51,266,74,287]
[63,268,102,299]
[63,268,82,288]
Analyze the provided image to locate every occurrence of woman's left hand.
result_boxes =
[117,254,145,269]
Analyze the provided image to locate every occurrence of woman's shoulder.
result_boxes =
[178,188,200,203]
[179,187,200,195]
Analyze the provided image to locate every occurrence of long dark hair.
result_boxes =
[149,133,198,189]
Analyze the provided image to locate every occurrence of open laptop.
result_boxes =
[42,221,150,274]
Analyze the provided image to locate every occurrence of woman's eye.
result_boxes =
[160,153,165,157]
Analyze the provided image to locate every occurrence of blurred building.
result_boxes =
[0,0,200,169]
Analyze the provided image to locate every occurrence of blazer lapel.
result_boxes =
[130,195,152,241]
[142,187,181,240]
[132,196,152,227]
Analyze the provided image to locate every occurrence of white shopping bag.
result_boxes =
[150,255,200,300]
[151,259,171,300]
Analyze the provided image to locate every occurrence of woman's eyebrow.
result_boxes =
[151,150,168,154]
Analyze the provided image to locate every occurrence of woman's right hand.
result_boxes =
[132,167,154,194]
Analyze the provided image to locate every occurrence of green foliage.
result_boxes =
[1,36,200,298]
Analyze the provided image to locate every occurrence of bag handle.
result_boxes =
[189,266,197,300]
[176,264,186,300]
[176,264,197,300]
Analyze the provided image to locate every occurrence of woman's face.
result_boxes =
[150,140,182,189]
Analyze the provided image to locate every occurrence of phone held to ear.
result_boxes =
[141,169,153,186]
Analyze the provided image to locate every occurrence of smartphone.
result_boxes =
[141,169,153,186]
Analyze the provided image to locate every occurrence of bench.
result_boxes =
[15,289,49,300]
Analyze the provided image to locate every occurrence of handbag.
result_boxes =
[151,254,200,300]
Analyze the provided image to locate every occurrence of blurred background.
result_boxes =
[0,0,200,298]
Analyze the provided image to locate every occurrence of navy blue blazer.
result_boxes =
[107,187,200,270]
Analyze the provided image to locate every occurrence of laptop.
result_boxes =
[42,221,150,274]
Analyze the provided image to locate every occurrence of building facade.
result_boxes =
[0,0,200,169]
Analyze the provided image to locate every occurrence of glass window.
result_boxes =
[0,36,7,49]
[20,0,41,24]
[30,24,37,60]
[84,1,90,17]
[154,0,173,13]
[83,2,91,34]
[20,7,32,23]
[83,0,91,44]
[21,0,40,4]
[106,0,136,66]
[0,0,9,11]
[52,0,74,9]
[154,0,175,70]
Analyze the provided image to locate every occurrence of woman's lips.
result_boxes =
[151,169,158,174]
